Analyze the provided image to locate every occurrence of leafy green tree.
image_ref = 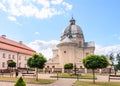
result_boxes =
[27,54,47,80]
[64,63,73,73]
[14,77,26,86]
[116,53,120,70]
[83,55,109,83]
[64,63,73,69]
[7,60,16,72]
[109,53,115,74]
[109,53,114,66]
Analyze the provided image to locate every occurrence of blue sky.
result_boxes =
[0,0,120,58]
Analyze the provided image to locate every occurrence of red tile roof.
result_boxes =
[0,36,36,55]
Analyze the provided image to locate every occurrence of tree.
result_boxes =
[83,55,109,83]
[27,54,47,80]
[14,77,26,86]
[64,63,73,73]
[109,53,114,66]
[7,60,16,72]
[64,63,73,69]
[108,53,115,74]
[116,53,120,70]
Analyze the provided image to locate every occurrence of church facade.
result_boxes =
[45,18,95,72]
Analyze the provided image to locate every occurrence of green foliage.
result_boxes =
[64,63,73,69]
[27,54,47,69]
[116,53,120,70]
[74,81,120,86]
[14,77,26,86]
[83,54,109,83]
[83,55,109,70]
[27,53,47,80]
[109,53,114,66]
[7,61,16,68]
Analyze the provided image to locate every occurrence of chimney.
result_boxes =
[1,35,6,38]
[19,41,23,44]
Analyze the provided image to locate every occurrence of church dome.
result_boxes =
[61,17,83,38]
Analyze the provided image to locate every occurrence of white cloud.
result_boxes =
[35,32,40,35]
[28,40,120,60]
[51,0,63,5]
[8,16,16,21]
[95,44,120,55]
[62,2,72,10]
[0,2,6,11]
[0,0,72,20]
[28,40,59,59]
[37,0,50,8]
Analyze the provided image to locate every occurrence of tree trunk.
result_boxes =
[36,68,38,81]
[92,69,95,84]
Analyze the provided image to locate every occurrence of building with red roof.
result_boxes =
[0,35,36,69]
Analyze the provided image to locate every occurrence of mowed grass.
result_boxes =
[0,77,56,84]
[52,73,94,79]
[74,81,120,86]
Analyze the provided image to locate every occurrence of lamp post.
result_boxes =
[57,72,59,80]
[74,63,77,75]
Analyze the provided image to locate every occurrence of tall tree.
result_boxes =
[27,54,47,80]
[83,55,109,83]
[109,53,114,66]
[116,53,120,70]
[109,53,114,74]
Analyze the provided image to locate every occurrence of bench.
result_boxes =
[108,75,120,82]
[22,73,36,78]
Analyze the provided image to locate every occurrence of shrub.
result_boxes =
[14,77,26,86]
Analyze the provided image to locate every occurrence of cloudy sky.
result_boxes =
[0,0,120,59]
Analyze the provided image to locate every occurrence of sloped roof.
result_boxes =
[0,36,36,55]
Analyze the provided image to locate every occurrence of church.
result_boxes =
[45,18,95,72]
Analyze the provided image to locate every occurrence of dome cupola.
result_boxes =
[61,17,84,40]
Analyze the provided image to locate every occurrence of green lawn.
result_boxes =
[0,77,56,84]
[51,73,94,79]
[74,81,120,86]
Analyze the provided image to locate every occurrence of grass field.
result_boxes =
[51,73,94,79]
[0,77,56,84]
[74,81,120,86]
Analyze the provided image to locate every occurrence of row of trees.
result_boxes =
[64,55,110,84]
[6,53,111,84]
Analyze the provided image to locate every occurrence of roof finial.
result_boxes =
[72,14,73,19]
[70,15,75,25]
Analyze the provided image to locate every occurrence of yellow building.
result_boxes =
[46,18,95,72]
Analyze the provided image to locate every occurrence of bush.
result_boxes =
[14,77,26,86]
